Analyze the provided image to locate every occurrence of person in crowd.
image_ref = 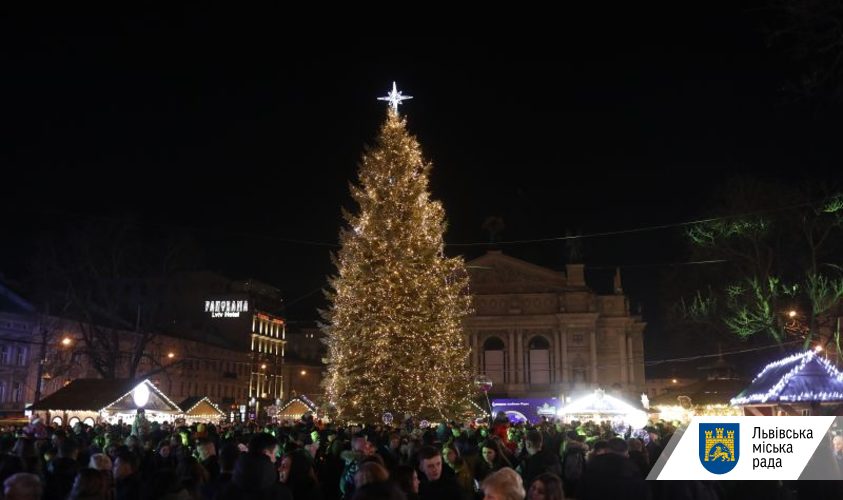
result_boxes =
[340,436,373,500]
[177,456,210,500]
[216,432,292,500]
[392,464,420,500]
[68,468,110,500]
[280,448,324,500]
[196,438,219,483]
[560,432,587,499]
[527,472,565,500]
[418,445,461,500]
[476,439,512,481]
[354,462,389,489]
[480,467,525,500]
[202,442,238,500]
[3,472,43,500]
[580,437,648,500]
[113,451,141,500]
[626,438,649,479]
[517,430,561,489]
[46,437,81,500]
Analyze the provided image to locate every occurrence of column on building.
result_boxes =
[561,328,568,384]
[507,330,515,384]
[627,333,635,385]
[589,329,598,384]
[619,330,628,386]
[515,329,523,384]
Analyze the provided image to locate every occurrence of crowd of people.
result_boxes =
[0,413,840,500]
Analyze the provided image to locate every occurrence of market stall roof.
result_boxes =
[277,396,317,418]
[180,397,226,417]
[651,378,746,407]
[29,379,181,413]
[558,389,643,416]
[731,349,843,405]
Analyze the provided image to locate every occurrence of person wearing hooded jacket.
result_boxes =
[215,433,292,500]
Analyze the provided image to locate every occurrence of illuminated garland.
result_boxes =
[183,397,225,416]
[277,397,318,418]
[731,350,843,405]
[101,379,182,412]
[469,400,489,417]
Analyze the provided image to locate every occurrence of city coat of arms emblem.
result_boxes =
[699,423,739,474]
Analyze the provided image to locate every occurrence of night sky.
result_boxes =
[2,8,840,373]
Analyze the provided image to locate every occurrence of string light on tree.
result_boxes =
[322,83,473,421]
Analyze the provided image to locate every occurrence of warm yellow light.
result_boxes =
[167,352,175,359]
[672,379,678,384]
[788,310,797,318]
[61,337,72,346]
[261,364,267,370]
[301,370,306,376]
[815,345,824,353]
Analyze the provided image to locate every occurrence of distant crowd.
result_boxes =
[0,413,841,499]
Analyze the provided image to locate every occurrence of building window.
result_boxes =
[15,347,26,366]
[528,336,551,385]
[482,337,506,385]
[0,346,9,365]
[572,334,584,345]
[12,383,21,403]
[0,382,5,402]
[573,367,587,383]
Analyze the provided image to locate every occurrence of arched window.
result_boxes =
[68,417,80,427]
[83,417,95,427]
[483,337,506,385]
[528,336,551,385]
[52,416,63,426]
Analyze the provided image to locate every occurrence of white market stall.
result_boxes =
[557,388,649,429]
[29,378,182,425]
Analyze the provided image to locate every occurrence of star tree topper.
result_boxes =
[378,81,413,113]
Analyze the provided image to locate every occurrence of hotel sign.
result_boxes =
[205,300,249,318]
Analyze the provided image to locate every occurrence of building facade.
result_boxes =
[465,251,646,400]
[0,273,287,420]
[0,283,36,416]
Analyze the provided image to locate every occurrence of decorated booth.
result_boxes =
[651,378,745,421]
[557,388,649,429]
[275,395,319,421]
[179,397,226,424]
[731,349,843,416]
[28,378,182,426]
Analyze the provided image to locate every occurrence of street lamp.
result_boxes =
[167,352,175,359]
[61,337,72,347]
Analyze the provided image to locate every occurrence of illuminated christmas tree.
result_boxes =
[322,84,473,421]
